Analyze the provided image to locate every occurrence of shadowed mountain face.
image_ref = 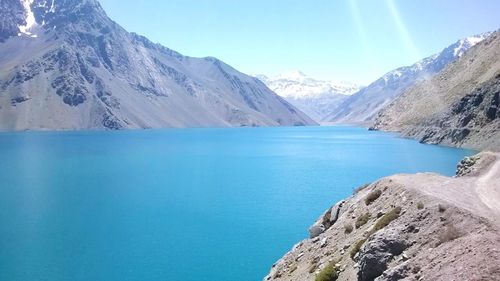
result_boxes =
[0,0,316,130]
[0,0,26,41]
[323,33,492,126]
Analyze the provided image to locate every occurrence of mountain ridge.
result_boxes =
[323,32,493,125]
[0,0,316,130]
[372,30,500,151]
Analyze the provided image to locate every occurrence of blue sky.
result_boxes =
[99,0,500,84]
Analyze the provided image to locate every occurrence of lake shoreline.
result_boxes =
[264,151,500,280]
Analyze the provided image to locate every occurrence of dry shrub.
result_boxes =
[344,223,354,234]
[417,202,424,210]
[350,238,367,259]
[365,189,383,205]
[436,224,460,246]
[371,207,402,234]
[355,213,371,228]
[315,262,338,281]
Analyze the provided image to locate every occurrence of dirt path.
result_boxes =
[395,152,500,228]
[476,156,500,218]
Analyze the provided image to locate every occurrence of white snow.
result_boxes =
[257,71,360,99]
[49,0,56,13]
[18,0,38,38]
[382,32,490,84]
[453,33,491,57]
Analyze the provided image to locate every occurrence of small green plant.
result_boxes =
[365,189,382,205]
[344,223,354,234]
[417,202,424,210]
[315,262,339,281]
[350,238,367,259]
[355,213,371,228]
[371,207,402,234]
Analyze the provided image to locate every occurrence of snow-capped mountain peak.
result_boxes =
[325,31,494,125]
[257,71,360,99]
[255,71,361,121]
[380,32,492,84]
[453,32,492,57]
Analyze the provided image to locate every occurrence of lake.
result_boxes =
[0,126,472,281]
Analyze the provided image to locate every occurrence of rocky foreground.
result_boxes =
[264,152,500,281]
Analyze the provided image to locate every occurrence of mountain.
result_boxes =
[256,71,360,121]
[323,33,492,126]
[0,0,316,130]
[372,31,500,151]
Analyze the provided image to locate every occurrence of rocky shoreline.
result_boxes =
[264,152,500,280]
[370,74,500,152]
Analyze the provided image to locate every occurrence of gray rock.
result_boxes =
[308,224,325,239]
[456,156,478,177]
[377,261,412,281]
[329,200,345,225]
[358,229,408,281]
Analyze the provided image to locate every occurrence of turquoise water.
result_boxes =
[0,126,472,281]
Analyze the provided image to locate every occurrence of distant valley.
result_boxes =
[256,71,359,122]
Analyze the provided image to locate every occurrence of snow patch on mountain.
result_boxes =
[49,0,55,13]
[18,0,37,37]
[453,33,492,57]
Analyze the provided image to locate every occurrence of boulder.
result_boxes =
[308,224,325,239]
[308,200,345,238]
[357,229,408,281]
[329,200,346,225]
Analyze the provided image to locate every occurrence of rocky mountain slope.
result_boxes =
[256,71,359,121]
[265,152,500,281]
[372,31,500,151]
[323,33,492,126]
[0,0,315,130]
